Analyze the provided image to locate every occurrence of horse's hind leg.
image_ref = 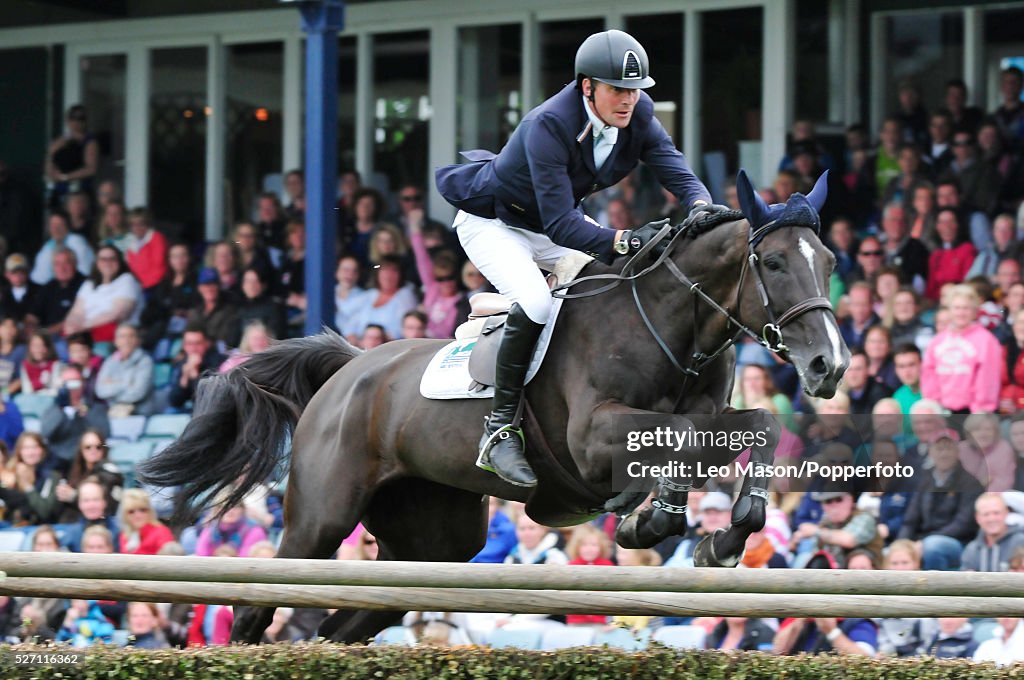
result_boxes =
[693,408,779,567]
[231,508,364,643]
[231,438,373,643]
[319,478,488,644]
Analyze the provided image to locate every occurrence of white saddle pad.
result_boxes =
[419,297,563,400]
[419,252,592,400]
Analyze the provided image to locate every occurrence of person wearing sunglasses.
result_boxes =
[118,489,174,555]
[396,184,461,260]
[409,209,463,339]
[395,184,428,227]
[796,491,882,570]
[53,428,123,523]
[436,29,725,486]
[945,131,1000,216]
[849,235,885,287]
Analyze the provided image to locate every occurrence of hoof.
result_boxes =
[614,511,649,549]
[615,506,689,550]
[692,529,744,568]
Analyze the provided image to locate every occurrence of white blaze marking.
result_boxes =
[824,314,844,371]
[798,236,843,371]
[798,237,821,297]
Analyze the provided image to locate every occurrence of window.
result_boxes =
[149,46,208,243]
[457,24,522,152]
[226,42,283,227]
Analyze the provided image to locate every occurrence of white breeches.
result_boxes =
[453,210,577,324]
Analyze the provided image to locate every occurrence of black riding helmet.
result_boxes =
[575,29,655,90]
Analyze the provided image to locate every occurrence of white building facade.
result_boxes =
[0,0,1020,244]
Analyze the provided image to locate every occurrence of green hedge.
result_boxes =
[0,643,1021,679]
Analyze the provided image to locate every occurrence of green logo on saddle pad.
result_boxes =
[438,339,476,369]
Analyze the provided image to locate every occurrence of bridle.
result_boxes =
[552,214,834,402]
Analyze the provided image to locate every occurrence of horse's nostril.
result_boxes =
[809,355,830,376]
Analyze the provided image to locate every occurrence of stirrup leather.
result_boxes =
[476,423,525,473]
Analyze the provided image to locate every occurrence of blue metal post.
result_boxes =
[298,0,344,335]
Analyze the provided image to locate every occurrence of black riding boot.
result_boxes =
[477,303,544,487]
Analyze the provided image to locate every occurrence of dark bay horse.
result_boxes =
[140,170,849,644]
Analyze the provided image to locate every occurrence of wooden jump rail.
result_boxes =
[1,553,1022,617]
[1,553,1022,596]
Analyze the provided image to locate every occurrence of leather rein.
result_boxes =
[551,213,833,402]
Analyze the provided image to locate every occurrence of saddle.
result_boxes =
[458,293,510,390]
[419,252,593,400]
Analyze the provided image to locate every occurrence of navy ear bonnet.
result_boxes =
[736,169,829,247]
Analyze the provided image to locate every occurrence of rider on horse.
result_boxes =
[435,29,730,488]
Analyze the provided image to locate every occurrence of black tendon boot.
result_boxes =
[476,303,544,487]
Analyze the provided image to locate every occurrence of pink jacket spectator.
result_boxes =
[921,322,1001,413]
[212,605,233,645]
[218,352,250,373]
[959,439,1017,492]
[410,231,461,339]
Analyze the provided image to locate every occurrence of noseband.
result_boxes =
[552,215,833,389]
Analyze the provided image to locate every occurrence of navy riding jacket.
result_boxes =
[435,83,711,263]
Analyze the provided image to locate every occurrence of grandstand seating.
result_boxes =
[13,392,54,418]
[0,530,26,552]
[489,627,544,650]
[973,619,1001,644]
[651,625,706,649]
[109,441,156,487]
[141,414,191,441]
[108,415,148,443]
[374,626,411,645]
[540,626,597,650]
[594,626,650,651]
[153,362,173,389]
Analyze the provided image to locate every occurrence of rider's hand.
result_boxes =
[684,201,732,227]
[620,218,672,257]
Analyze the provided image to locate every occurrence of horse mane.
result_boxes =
[683,209,746,239]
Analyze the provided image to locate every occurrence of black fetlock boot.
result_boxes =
[477,303,544,487]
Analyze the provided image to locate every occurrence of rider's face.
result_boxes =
[584,79,640,129]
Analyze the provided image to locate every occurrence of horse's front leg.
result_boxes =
[571,401,702,549]
[693,407,779,567]
[615,477,693,549]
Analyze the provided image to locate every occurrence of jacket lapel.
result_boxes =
[576,119,597,175]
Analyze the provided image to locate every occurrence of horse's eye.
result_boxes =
[764,258,782,272]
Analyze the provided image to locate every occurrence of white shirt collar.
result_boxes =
[581,96,618,146]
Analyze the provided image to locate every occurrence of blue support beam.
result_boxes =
[295,0,344,335]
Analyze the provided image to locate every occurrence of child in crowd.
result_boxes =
[565,524,614,625]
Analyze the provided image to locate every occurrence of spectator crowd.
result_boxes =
[0,68,1022,658]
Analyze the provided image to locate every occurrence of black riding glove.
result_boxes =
[683,201,732,227]
[617,218,672,257]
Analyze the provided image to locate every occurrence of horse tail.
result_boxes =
[138,329,361,525]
